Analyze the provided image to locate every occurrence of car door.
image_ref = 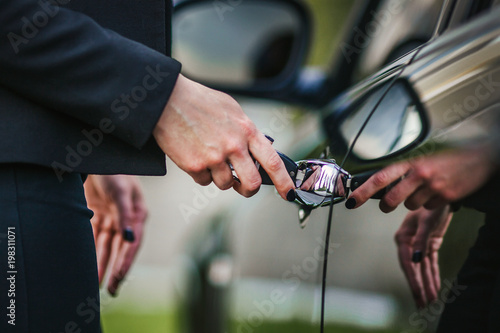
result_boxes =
[170,1,435,332]
[170,0,499,332]
[283,1,443,332]
[318,1,500,332]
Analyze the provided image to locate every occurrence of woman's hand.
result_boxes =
[346,146,496,212]
[84,175,147,295]
[394,205,453,308]
[153,74,296,202]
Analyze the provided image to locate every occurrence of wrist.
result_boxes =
[153,74,193,143]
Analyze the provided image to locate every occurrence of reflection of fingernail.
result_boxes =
[265,135,275,143]
[286,189,296,202]
[412,250,423,263]
[123,227,135,242]
[345,198,356,209]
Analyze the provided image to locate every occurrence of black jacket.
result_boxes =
[0,0,181,181]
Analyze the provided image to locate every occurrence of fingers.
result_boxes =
[92,211,115,284]
[396,207,451,308]
[86,175,147,296]
[347,162,411,209]
[404,185,448,211]
[111,185,136,234]
[106,233,123,296]
[190,169,212,187]
[411,214,432,260]
[249,134,295,201]
[107,181,147,295]
[397,240,427,308]
[423,196,448,211]
[409,209,437,305]
[108,242,137,295]
[395,212,427,308]
[210,162,235,190]
[107,220,144,296]
[404,186,435,211]
[132,184,148,222]
[94,216,113,284]
[154,78,294,201]
[430,250,441,291]
[378,172,424,213]
[231,153,261,197]
[108,182,146,295]
[111,176,146,242]
[420,256,439,304]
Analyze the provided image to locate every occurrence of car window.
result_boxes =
[351,0,444,82]
[437,0,496,34]
[323,0,444,98]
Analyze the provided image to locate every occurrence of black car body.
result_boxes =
[172,0,500,332]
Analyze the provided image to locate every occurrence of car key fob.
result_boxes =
[230,134,298,186]
[258,151,298,185]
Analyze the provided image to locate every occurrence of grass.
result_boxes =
[229,320,401,333]
[101,310,179,333]
[102,309,402,333]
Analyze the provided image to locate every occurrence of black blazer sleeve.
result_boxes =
[0,0,181,149]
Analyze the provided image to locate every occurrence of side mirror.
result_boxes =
[172,0,310,94]
[334,80,428,161]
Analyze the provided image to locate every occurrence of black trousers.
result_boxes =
[0,164,100,332]
[438,212,500,332]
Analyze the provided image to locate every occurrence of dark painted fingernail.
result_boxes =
[123,227,135,242]
[265,135,275,143]
[286,189,296,202]
[345,198,356,209]
[412,250,423,263]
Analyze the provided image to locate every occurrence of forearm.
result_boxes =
[0,0,181,149]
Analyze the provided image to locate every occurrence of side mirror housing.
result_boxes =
[326,79,429,162]
[173,0,311,97]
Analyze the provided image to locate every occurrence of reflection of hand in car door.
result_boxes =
[345,144,497,212]
[394,205,453,309]
[345,142,499,313]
